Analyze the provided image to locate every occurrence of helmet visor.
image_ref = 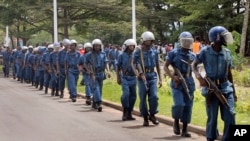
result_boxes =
[222,32,234,44]
[180,38,194,49]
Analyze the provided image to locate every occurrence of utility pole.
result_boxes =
[53,0,58,42]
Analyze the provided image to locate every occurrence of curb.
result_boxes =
[76,93,223,139]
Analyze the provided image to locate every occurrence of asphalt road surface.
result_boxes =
[0,76,207,141]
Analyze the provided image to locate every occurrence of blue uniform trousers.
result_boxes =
[59,68,66,91]
[83,73,92,97]
[67,71,79,98]
[12,63,16,77]
[39,70,44,87]
[121,76,137,111]
[34,70,39,84]
[16,64,21,79]
[44,71,51,88]
[138,72,158,117]
[51,73,59,91]
[91,72,105,103]
[171,88,194,123]
[3,63,9,76]
[205,92,235,141]
[25,66,31,81]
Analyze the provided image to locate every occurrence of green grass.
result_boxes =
[77,72,250,132]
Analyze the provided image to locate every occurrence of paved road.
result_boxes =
[0,76,207,141]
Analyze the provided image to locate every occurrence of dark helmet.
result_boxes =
[208,26,233,46]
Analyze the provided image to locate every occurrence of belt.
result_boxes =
[69,66,78,69]
[145,68,154,73]
[211,78,228,85]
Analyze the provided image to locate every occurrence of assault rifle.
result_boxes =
[173,66,193,100]
[204,77,230,109]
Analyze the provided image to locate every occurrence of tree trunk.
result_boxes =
[240,0,249,56]
[63,7,69,38]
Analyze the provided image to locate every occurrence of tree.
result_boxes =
[240,0,249,56]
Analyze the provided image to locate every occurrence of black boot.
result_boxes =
[60,90,64,98]
[143,116,149,126]
[92,101,97,109]
[96,102,102,112]
[51,89,55,96]
[45,87,48,94]
[72,96,77,102]
[181,122,191,137]
[122,108,128,121]
[173,119,180,135]
[55,90,59,96]
[85,96,92,105]
[39,85,43,90]
[149,114,159,125]
[127,110,136,120]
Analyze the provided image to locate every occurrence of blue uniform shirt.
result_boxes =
[109,49,118,61]
[85,51,108,72]
[166,48,196,92]
[195,46,233,94]
[50,52,59,66]
[58,50,67,68]
[133,47,159,69]
[65,51,81,73]
[117,52,134,75]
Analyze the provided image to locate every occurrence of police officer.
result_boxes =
[2,46,12,77]
[49,42,60,96]
[164,31,196,137]
[58,39,70,98]
[116,39,137,121]
[43,44,54,94]
[132,31,162,126]
[37,46,46,90]
[85,39,110,112]
[28,47,37,86]
[78,42,93,105]
[33,47,40,88]
[14,46,22,81]
[192,26,236,141]
[108,45,118,71]
[19,46,28,83]
[65,39,81,102]
[24,45,33,83]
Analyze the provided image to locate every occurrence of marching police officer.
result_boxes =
[192,26,236,141]
[43,44,54,94]
[58,39,70,98]
[37,46,46,90]
[19,46,28,83]
[65,40,81,102]
[164,31,196,137]
[132,31,162,126]
[24,45,33,83]
[84,39,110,112]
[78,42,93,105]
[116,39,137,121]
[49,42,60,96]
[2,46,12,77]
[108,45,118,71]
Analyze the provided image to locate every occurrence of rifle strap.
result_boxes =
[139,48,146,73]
[91,53,96,73]
[123,53,132,74]
[223,48,229,76]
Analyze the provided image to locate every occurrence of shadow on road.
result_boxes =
[107,119,124,123]
[153,135,184,140]
[122,124,156,129]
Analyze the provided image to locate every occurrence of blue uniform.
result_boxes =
[49,52,59,92]
[38,54,45,89]
[24,52,32,82]
[2,50,12,77]
[79,53,92,98]
[85,51,108,104]
[14,51,21,79]
[18,51,26,82]
[166,48,195,123]
[34,54,40,87]
[109,49,118,71]
[117,52,137,112]
[133,47,159,117]
[43,50,52,90]
[58,49,67,91]
[195,46,235,141]
[65,51,81,99]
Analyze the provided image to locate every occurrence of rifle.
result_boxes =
[204,77,230,109]
[85,63,96,89]
[136,63,149,91]
[173,66,193,100]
